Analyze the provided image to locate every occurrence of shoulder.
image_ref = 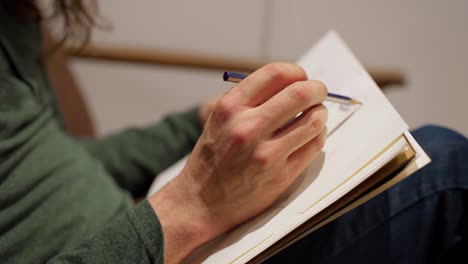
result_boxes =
[0,58,42,135]
[0,6,47,139]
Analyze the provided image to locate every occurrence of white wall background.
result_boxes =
[70,0,468,136]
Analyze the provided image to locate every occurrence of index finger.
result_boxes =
[229,63,308,107]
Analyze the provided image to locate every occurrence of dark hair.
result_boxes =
[4,0,102,49]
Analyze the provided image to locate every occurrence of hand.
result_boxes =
[150,63,328,263]
[198,95,220,127]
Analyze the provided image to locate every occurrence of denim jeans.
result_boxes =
[266,125,468,264]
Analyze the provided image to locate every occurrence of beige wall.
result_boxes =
[71,0,468,136]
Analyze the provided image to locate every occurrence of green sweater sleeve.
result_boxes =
[0,61,166,263]
[80,108,203,197]
[0,7,173,262]
[49,200,164,264]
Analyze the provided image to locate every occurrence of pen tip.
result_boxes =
[352,99,362,105]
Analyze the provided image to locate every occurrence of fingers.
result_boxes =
[287,126,328,173]
[226,63,308,107]
[209,63,308,126]
[207,62,327,156]
[256,79,327,133]
[271,104,328,156]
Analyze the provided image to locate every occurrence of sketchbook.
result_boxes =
[147,31,430,263]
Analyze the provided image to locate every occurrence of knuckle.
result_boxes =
[253,150,273,168]
[253,144,277,168]
[263,63,289,83]
[228,127,252,146]
[257,106,273,122]
[263,63,307,84]
[288,82,313,103]
[309,115,322,132]
[228,119,260,146]
[212,98,234,122]
[309,105,328,132]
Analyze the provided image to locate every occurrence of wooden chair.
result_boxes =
[45,41,406,138]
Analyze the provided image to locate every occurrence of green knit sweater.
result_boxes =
[0,3,202,263]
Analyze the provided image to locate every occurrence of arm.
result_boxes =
[2,59,326,263]
[79,107,203,197]
[52,63,329,263]
[0,66,164,263]
[48,200,164,264]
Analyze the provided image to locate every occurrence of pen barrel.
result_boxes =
[327,93,352,101]
[223,71,359,105]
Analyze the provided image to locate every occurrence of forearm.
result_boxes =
[79,107,203,197]
[49,200,164,264]
[149,176,217,263]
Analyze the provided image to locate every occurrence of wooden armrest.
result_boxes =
[44,31,96,138]
[64,44,406,88]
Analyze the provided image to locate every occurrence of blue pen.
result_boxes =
[223,71,361,105]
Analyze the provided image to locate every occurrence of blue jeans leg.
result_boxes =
[266,125,468,264]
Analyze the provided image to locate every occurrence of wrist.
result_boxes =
[149,178,216,263]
